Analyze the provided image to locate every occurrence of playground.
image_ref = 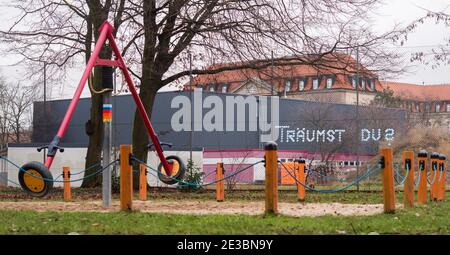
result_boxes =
[0,21,448,236]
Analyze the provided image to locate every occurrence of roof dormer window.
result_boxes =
[313,78,319,90]
[326,77,333,89]
[221,84,228,93]
[208,84,216,92]
[351,77,357,88]
[298,79,305,91]
[285,80,291,92]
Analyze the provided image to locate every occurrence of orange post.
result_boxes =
[441,155,446,200]
[120,145,133,211]
[402,151,414,208]
[216,162,225,202]
[430,152,439,201]
[297,159,306,202]
[438,154,446,201]
[265,142,278,214]
[417,150,428,205]
[63,166,71,202]
[139,164,147,201]
[380,148,395,213]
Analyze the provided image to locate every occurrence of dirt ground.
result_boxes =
[0,200,384,217]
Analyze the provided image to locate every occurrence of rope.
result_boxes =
[427,164,438,185]
[131,156,263,187]
[394,163,410,185]
[279,162,381,193]
[0,156,119,183]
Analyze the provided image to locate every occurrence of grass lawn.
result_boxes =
[0,193,449,234]
[0,201,449,234]
[1,187,449,234]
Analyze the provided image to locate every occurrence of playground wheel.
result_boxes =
[157,155,186,185]
[18,161,54,197]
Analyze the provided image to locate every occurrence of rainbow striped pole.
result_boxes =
[102,67,114,208]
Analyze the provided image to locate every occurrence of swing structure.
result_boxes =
[18,21,186,197]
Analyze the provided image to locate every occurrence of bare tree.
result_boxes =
[0,76,35,144]
[405,10,450,67]
[0,0,132,187]
[129,0,407,185]
[1,0,408,188]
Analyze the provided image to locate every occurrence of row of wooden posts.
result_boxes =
[61,144,446,214]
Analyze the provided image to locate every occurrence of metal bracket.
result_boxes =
[405,159,411,171]
[379,156,385,169]
[419,160,425,171]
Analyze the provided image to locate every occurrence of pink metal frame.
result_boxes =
[44,21,173,175]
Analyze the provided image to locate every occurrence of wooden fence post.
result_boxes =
[417,150,428,205]
[216,162,225,202]
[120,145,133,211]
[438,154,446,201]
[402,151,414,208]
[63,166,71,202]
[139,164,147,201]
[430,152,440,201]
[265,142,278,214]
[297,159,306,202]
[381,147,395,213]
[441,155,446,201]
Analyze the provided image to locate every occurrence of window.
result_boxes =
[326,78,333,89]
[248,85,256,94]
[435,103,441,113]
[285,80,291,92]
[425,103,430,112]
[352,77,357,88]
[208,85,215,92]
[447,103,450,112]
[361,79,366,90]
[298,79,305,91]
[416,103,420,112]
[221,84,228,93]
[370,80,375,90]
[312,78,319,90]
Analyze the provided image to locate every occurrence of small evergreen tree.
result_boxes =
[178,159,204,192]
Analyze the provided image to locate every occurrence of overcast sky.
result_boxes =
[0,0,449,100]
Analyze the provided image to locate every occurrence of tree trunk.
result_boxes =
[131,79,160,189]
[81,5,112,187]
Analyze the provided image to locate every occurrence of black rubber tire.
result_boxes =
[157,156,186,185]
[18,161,54,197]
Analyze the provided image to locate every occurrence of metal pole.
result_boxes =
[43,62,47,163]
[271,51,274,96]
[356,48,360,192]
[189,53,193,163]
[102,67,114,208]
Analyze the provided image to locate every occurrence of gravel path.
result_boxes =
[0,201,384,217]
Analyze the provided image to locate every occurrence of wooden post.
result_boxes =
[430,152,439,201]
[402,151,414,208]
[297,159,306,202]
[63,166,71,202]
[120,145,133,211]
[265,141,278,214]
[139,164,147,201]
[216,162,225,202]
[438,154,446,201]
[380,147,395,213]
[440,155,446,201]
[417,150,428,205]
